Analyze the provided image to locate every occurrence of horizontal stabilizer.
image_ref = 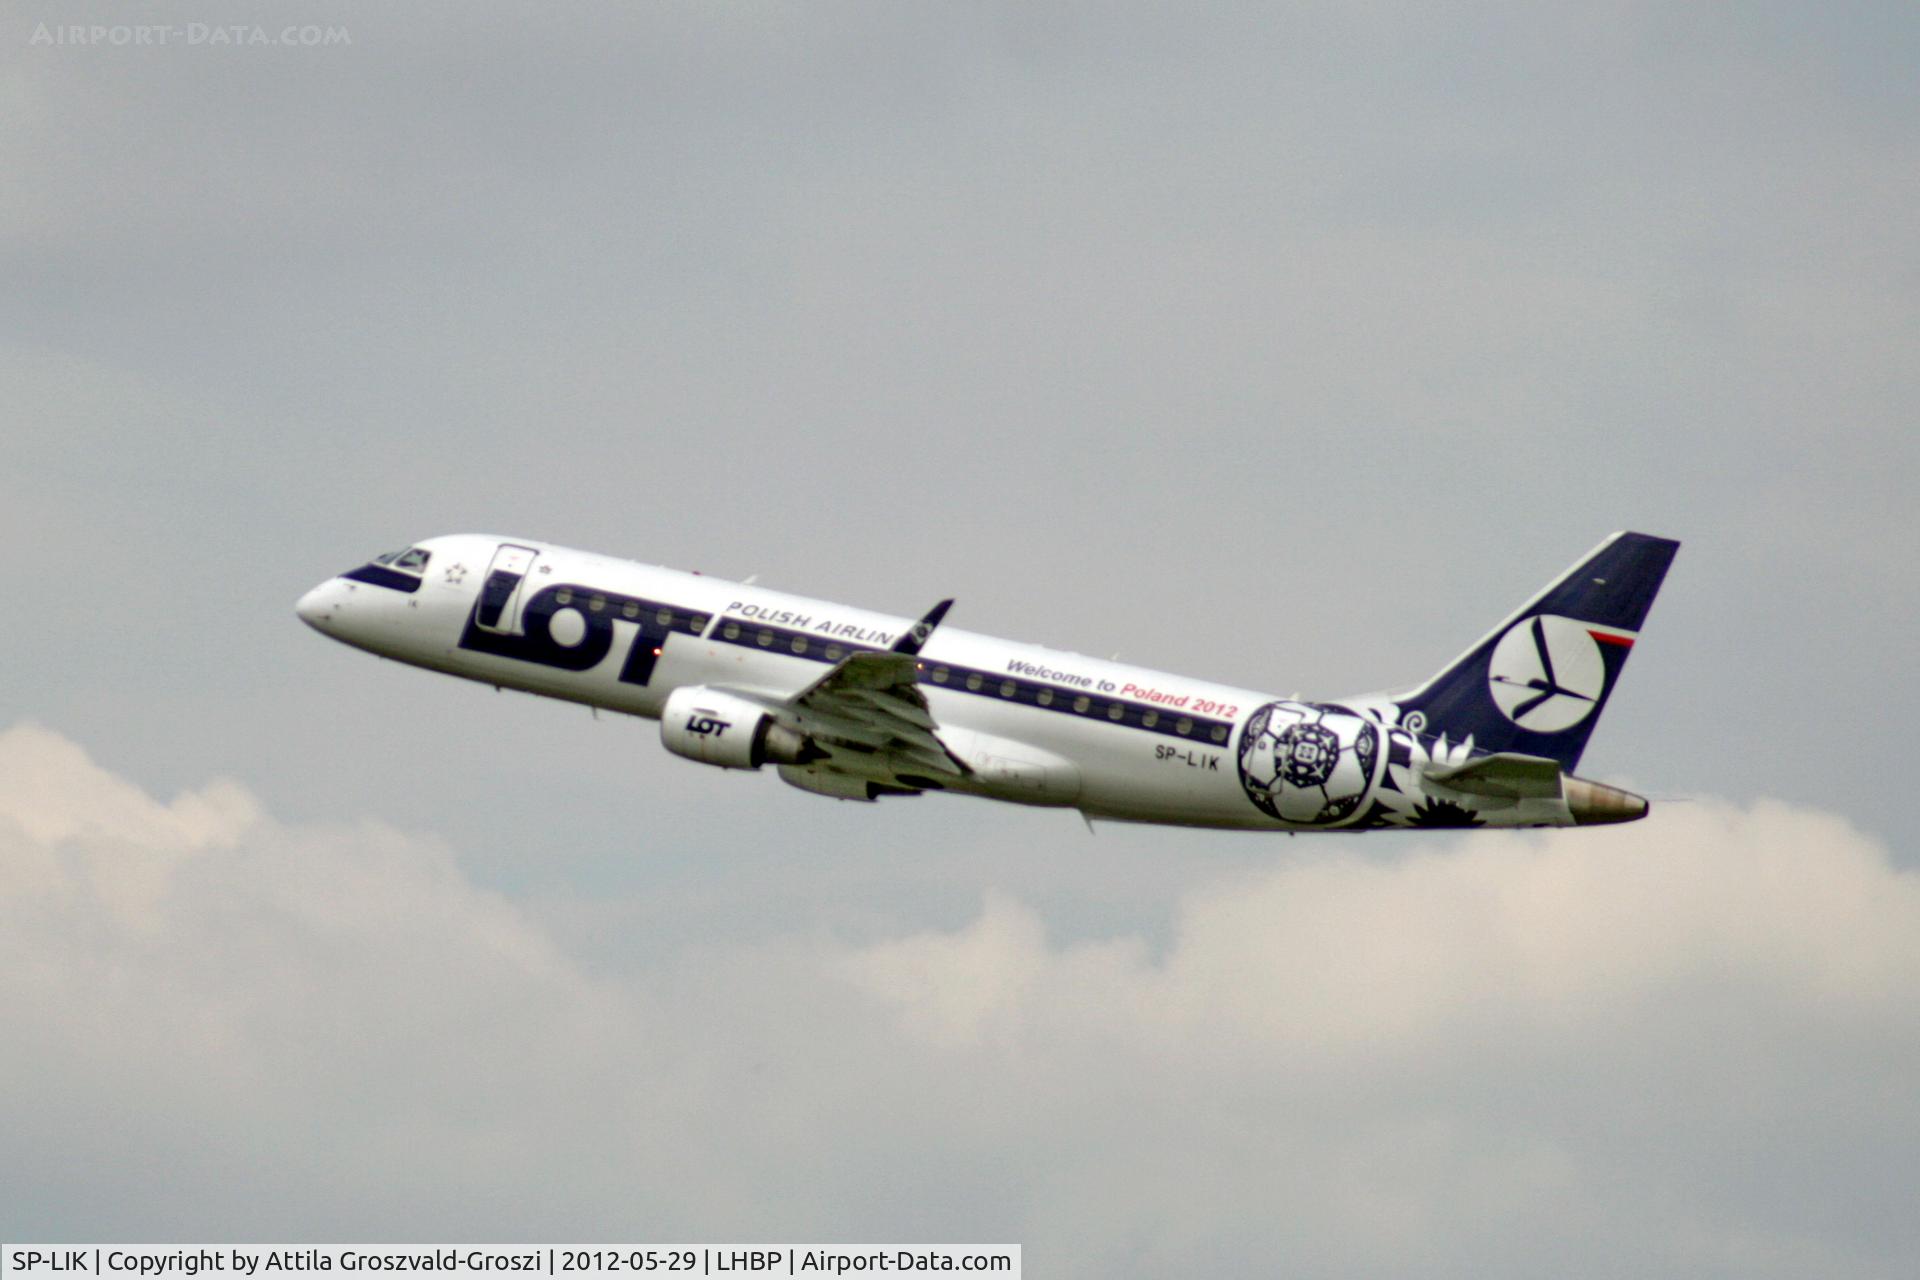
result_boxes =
[1421,752,1563,800]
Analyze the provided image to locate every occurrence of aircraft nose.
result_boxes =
[295,580,340,631]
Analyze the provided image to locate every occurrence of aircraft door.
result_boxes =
[473,543,539,633]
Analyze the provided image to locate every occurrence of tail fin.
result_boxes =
[1394,532,1679,772]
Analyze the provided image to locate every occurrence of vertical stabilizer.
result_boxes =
[1394,532,1679,772]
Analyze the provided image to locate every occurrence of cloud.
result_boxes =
[839,807,1920,1276]
[2,720,1917,1277]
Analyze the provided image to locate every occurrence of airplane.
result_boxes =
[296,531,1678,832]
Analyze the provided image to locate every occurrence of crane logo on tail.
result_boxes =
[1486,614,1630,733]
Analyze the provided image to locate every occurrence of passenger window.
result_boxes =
[790,636,807,654]
[589,594,606,613]
[1176,717,1193,735]
[966,673,984,691]
[1210,725,1228,743]
[826,645,845,661]
[555,589,573,605]
[1142,710,1159,728]
[931,666,949,684]
[1107,703,1124,721]
[623,602,640,620]
[756,630,773,647]
[723,622,740,640]
[1000,680,1016,698]
[1073,695,1091,714]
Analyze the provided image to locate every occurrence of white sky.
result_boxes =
[3,3,1918,1273]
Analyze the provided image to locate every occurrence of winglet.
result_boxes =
[891,599,954,656]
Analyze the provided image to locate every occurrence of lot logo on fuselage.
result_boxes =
[457,582,707,687]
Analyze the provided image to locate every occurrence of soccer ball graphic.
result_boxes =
[1237,701,1381,825]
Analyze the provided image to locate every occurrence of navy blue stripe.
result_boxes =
[342,564,422,594]
[708,617,1234,745]
[542,586,709,639]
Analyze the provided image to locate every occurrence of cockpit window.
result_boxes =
[372,547,432,573]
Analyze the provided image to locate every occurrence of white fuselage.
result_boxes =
[296,533,1605,832]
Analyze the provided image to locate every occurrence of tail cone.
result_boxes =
[1564,776,1649,825]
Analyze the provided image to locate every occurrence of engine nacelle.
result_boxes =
[659,686,818,770]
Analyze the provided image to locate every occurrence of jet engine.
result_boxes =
[659,686,820,770]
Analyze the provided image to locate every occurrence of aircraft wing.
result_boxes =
[790,648,970,778]
[719,601,971,796]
